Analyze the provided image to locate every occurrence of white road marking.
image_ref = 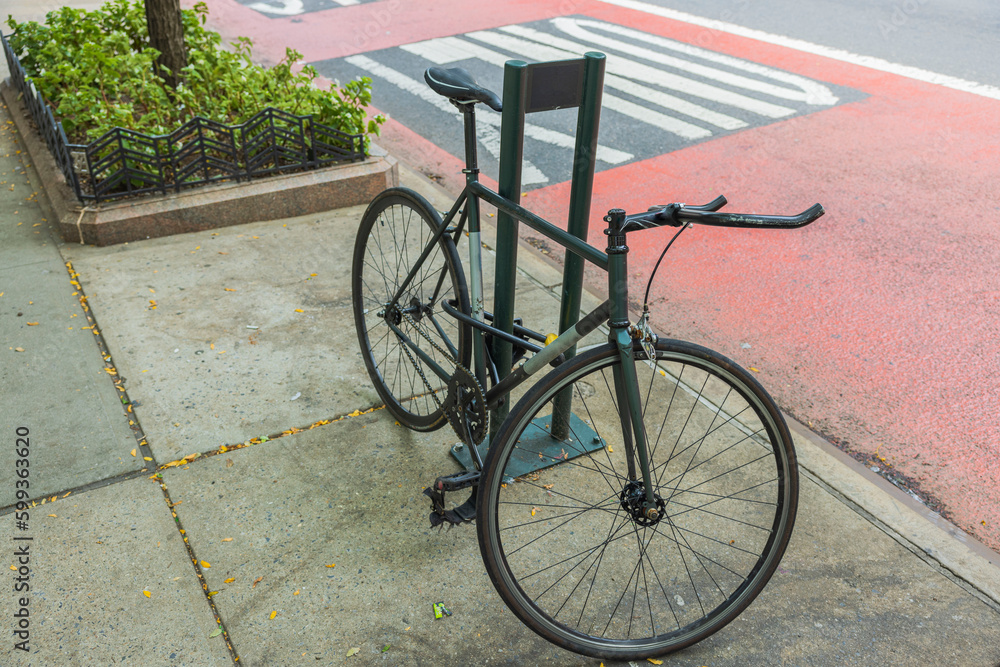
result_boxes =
[402,38,637,159]
[497,25,748,129]
[345,55,549,185]
[472,27,795,119]
[247,0,304,15]
[597,0,1000,101]
[546,18,838,106]
[464,31,715,137]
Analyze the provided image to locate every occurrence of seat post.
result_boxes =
[458,101,490,395]
[460,102,479,180]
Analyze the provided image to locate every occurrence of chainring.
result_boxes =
[445,364,488,445]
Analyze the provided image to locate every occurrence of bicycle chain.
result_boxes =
[398,307,452,411]
[398,307,487,444]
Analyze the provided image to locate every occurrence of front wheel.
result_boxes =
[477,340,798,660]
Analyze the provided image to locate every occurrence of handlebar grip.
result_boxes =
[678,202,824,228]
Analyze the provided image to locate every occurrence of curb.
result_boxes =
[1,80,397,246]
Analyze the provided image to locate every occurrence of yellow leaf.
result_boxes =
[647,660,664,665]
[201,561,211,568]
[749,367,760,373]
[269,610,277,620]
[346,647,360,657]
[224,288,236,292]
[222,538,233,542]
[47,514,57,517]
[131,449,137,457]
[224,578,235,583]
[293,590,300,595]
[207,591,218,598]
[325,563,336,568]
[26,321,38,326]
[294,309,304,313]
[143,457,153,461]
[143,591,151,598]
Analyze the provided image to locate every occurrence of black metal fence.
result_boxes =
[2,33,367,204]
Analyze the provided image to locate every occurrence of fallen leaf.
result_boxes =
[293,590,300,595]
[252,576,263,588]
[207,591,218,598]
[201,561,211,568]
[143,591,151,598]
[647,659,663,665]
[224,288,236,292]
[224,577,235,583]
[222,538,233,542]
[26,321,38,326]
[209,627,222,638]
[269,610,277,620]
[325,563,336,568]
[346,647,360,657]
[130,449,137,457]
[14,347,24,352]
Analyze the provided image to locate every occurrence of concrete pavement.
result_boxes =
[2,90,1000,667]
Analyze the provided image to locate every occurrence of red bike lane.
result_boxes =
[192,0,1000,551]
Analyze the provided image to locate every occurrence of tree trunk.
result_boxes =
[145,0,187,90]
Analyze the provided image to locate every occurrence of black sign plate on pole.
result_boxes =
[523,59,586,113]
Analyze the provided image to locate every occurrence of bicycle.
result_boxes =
[351,63,824,660]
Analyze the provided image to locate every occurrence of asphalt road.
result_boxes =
[190,0,1000,553]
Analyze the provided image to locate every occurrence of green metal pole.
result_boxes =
[491,60,528,438]
[551,52,606,440]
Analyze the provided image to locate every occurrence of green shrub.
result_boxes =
[5,0,383,145]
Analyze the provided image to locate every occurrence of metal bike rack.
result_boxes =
[452,52,609,477]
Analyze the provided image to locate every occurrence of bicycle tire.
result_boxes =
[477,339,797,659]
[352,188,471,431]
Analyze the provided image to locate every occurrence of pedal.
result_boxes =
[424,472,479,528]
[434,470,480,492]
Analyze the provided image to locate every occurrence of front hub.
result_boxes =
[619,480,665,527]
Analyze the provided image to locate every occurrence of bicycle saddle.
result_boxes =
[424,67,503,112]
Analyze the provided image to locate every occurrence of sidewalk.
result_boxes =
[2,89,1000,666]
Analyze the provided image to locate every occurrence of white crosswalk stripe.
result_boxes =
[401,38,636,161]
[345,54,549,185]
[337,18,841,187]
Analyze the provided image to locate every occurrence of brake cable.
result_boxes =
[641,221,691,312]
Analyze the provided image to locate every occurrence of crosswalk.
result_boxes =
[318,17,850,187]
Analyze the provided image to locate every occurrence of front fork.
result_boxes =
[606,209,660,521]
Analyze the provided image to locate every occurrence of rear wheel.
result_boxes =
[352,188,471,431]
[477,340,797,659]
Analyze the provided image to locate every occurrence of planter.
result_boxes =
[1,34,396,246]
[2,32,369,204]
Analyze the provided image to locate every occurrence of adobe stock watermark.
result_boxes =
[13,426,33,653]
[877,0,931,40]
[346,0,403,55]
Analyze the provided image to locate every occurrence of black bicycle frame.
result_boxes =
[386,104,657,509]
